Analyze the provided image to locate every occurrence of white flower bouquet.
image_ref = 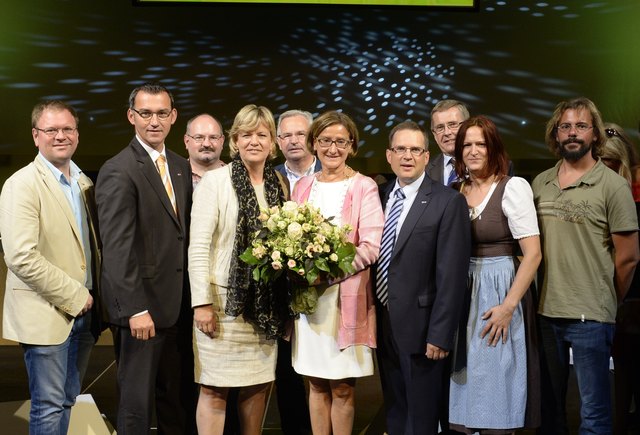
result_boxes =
[240,200,356,315]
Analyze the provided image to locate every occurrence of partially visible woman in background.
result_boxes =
[602,123,640,435]
[189,104,288,435]
[449,115,541,434]
[291,110,384,435]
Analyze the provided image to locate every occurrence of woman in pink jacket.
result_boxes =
[291,110,384,435]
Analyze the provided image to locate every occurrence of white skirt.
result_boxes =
[292,283,373,379]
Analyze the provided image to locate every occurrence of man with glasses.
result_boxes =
[427,99,470,186]
[276,110,321,192]
[532,97,639,434]
[0,100,102,434]
[184,113,226,188]
[273,109,314,435]
[375,121,470,434]
[96,83,196,434]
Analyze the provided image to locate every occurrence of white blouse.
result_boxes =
[469,176,539,240]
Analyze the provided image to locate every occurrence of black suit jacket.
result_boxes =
[426,153,446,185]
[380,174,471,355]
[96,138,192,328]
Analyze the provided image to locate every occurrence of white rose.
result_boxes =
[287,222,303,240]
[266,217,278,232]
[282,201,298,213]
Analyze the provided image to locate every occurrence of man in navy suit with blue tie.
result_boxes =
[426,100,470,187]
[376,120,471,435]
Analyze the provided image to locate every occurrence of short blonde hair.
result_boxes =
[228,104,278,160]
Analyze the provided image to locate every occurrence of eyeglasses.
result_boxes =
[34,127,77,137]
[557,123,592,133]
[186,134,223,144]
[389,146,427,156]
[278,132,306,141]
[431,122,462,135]
[130,107,172,120]
[316,137,352,149]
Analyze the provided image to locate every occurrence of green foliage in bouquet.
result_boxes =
[240,201,356,315]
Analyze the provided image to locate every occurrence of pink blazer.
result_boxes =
[293,173,384,349]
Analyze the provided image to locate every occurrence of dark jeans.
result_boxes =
[537,316,614,435]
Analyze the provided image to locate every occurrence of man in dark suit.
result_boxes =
[274,109,314,435]
[426,100,470,186]
[427,100,513,188]
[376,120,471,435]
[96,83,196,434]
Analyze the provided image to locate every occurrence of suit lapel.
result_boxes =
[393,176,433,255]
[130,140,181,227]
[34,158,84,249]
[78,174,101,255]
[380,179,393,209]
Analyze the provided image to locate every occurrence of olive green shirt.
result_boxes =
[532,159,638,323]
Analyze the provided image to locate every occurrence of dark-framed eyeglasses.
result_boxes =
[316,137,352,149]
[130,107,172,120]
[34,127,77,137]
[186,134,223,144]
[431,122,462,135]
[557,123,592,133]
[389,146,427,156]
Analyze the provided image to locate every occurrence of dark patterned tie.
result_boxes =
[376,188,406,306]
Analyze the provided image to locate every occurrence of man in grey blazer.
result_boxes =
[0,100,102,434]
[426,100,470,186]
[96,83,196,434]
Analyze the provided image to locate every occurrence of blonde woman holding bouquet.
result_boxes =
[291,110,384,435]
[188,104,289,435]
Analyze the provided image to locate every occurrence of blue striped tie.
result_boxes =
[446,158,457,186]
[376,188,406,306]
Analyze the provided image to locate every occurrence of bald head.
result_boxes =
[184,113,225,170]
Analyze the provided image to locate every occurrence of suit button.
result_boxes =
[177,236,183,241]
[177,268,183,272]
[81,265,86,271]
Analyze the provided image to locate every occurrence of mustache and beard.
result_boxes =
[558,138,592,162]
[197,145,218,163]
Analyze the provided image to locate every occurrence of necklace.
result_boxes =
[316,165,356,182]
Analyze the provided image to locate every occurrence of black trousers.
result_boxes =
[113,315,196,435]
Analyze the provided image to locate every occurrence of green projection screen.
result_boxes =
[136,0,474,5]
